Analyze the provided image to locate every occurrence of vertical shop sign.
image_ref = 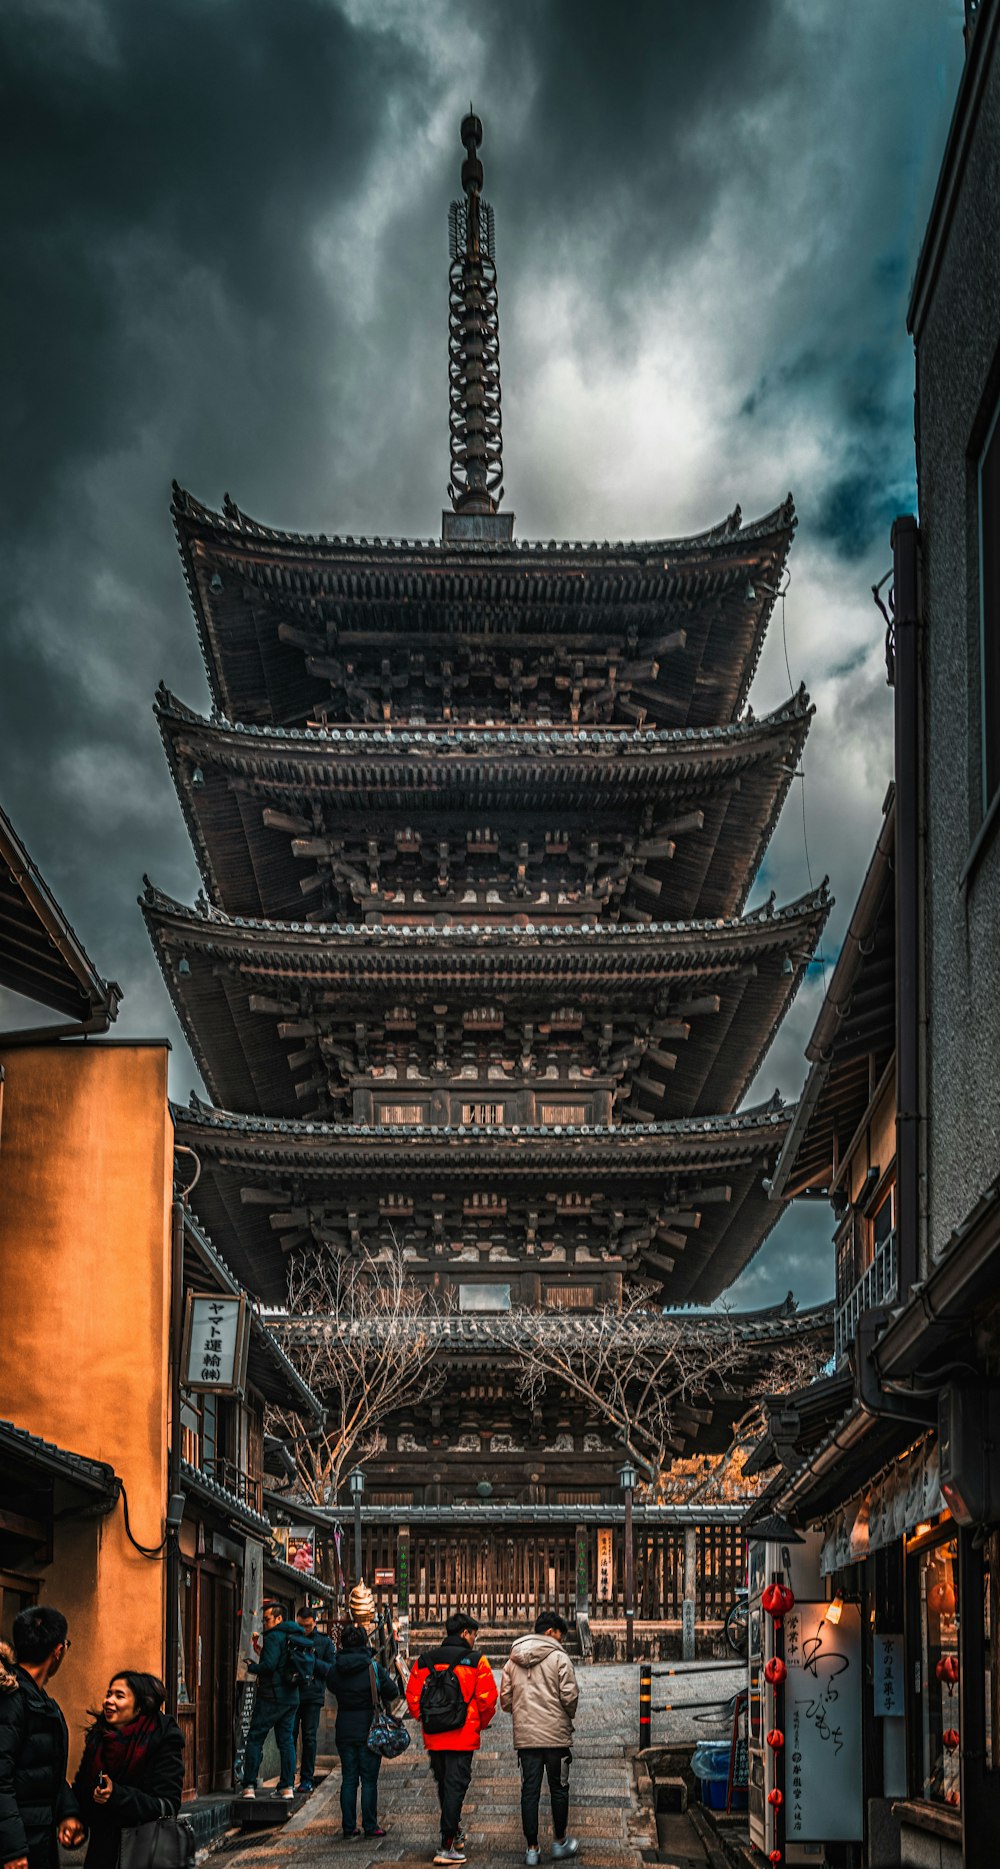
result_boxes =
[874,1635,904,1716]
[597,1529,613,1602]
[784,1602,863,1841]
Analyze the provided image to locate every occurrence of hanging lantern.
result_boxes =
[767,1788,783,1809]
[764,1656,787,1686]
[766,1729,785,1751]
[928,1578,957,1615]
[762,1582,795,1620]
[942,1728,960,1752]
[769,1852,782,1865]
[935,1654,959,1686]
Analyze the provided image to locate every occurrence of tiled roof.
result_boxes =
[0,1419,119,1501]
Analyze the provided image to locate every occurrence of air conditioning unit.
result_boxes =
[937,1384,1000,1526]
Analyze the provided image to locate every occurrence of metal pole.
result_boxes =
[354,1495,363,1584]
[638,1661,652,1749]
[624,1484,635,1664]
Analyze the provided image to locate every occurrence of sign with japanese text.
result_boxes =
[597,1529,613,1600]
[784,1602,863,1841]
[873,1634,904,1717]
[374,1568,396,1588]
[182,1292,249,1395]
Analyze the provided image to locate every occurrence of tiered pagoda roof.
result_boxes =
[172,484,796,733]
[154,686,812,926]
[172,1097,792,1308]
[144,881,828,1123]
[147,115,828,1374]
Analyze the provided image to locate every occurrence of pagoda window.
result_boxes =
[369,1491,414,1506]
[540,1102,589,1125]
[556,1491,602,1505]
[545,1285,595,1309]
[458,1282,511,1313]
[377,1102,428,1125]
[461,1101,505,1125]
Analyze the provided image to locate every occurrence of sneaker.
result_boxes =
[240,1787,256,1800]
[278,1788,295,1801]
[365,1827,388,1838]
[526,1849,541,1866]
[433,1851,467,1866]
[552,1842,580,1861]
[297,1782,314,1794]
[453,1832,467,1851]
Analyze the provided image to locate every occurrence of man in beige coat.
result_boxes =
[500,1613,580,1866]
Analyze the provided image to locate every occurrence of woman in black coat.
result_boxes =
[61,1674,183,1869]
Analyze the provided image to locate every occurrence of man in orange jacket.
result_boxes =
[406,1612,498,1865]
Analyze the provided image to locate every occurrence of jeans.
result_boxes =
[518,1747,571,1845]
[338,1739,382,1834]
[242,1695,298,1791]
[429,1750,473,1846]
[295,1697,323,1783]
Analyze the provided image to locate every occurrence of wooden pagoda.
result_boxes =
[148,114,828,1509]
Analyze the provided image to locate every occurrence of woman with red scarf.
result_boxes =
[59,1673,183,1869]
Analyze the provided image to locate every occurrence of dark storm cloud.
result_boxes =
[0,0,966,1309]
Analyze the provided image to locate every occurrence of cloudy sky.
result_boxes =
[1,0,965,1307]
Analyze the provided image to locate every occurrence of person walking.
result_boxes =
[0,1606,75,1869]
[500,1613,580,1865]
[406,1613,497,1867]
[324,1625,401,1841]
[291,1606,336,1795]
[62,1673,183,1869]
[240,1600,303,1800]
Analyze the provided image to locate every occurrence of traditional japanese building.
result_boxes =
[147,114,828,1522]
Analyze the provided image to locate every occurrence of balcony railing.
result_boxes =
[834,1230,898,1363]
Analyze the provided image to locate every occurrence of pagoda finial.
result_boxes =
[447,111,504,515]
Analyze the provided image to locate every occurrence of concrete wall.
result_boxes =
[915,41,1000,1267]
[0,1041,172,1758]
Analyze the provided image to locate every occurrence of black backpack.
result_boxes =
[281,1633,317,1690]
[418,1661,467,1734]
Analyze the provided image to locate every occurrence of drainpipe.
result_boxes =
[165,1199,185,1716]
[891,515,925,1300]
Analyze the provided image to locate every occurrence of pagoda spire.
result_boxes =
[447,111,504,515]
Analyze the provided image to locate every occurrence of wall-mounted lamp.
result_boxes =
[825,1592,844,1626]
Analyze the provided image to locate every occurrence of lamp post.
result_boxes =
[349,1467,365,1583]
[618,1459,637,1664]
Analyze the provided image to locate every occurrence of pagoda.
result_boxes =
[146,114,828,1506]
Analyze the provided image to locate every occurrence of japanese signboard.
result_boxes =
[784,1601,863,1842]
[873,1634,904,1717]
[374,1568,396,1588]
[182,1292,250,1395]
[597,1529,613,1600]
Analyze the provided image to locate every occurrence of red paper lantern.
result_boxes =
[935,1654,959,1685]
[769,1852,782,1865]
[762,1582,795,1620]
[764,1656,787,1686]
[766,1728,785,1751]
[928,1578,957,1615]
[946,1788,960,1806]
[943,1728,960,1752]
[767,1788,783,1808]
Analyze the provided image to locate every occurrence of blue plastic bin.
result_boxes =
[690,1741,748,1812]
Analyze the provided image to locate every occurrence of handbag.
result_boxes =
[365,1661,411,1760]
[118,1805,195,1869]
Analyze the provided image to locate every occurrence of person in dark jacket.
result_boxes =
[0,1604,75,1869]
[291,1606,336,1794]
[324,1625,400,1840]
[63,1673,183,1869]
[241,1601,301,1799]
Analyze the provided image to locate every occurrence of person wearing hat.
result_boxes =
[292,1606,336,1795]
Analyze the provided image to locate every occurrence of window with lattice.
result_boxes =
[377,1103,427,1125]
[545,1285,595,1309]
[461,1102,505,1125]
[540,1102,588,1125]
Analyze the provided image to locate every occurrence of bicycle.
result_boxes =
[724,1587,749,1656]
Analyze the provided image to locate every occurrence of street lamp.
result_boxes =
[618,1459,637,1664]
[349,1467,365,1584]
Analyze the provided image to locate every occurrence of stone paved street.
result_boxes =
[218,1663,741,1869]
